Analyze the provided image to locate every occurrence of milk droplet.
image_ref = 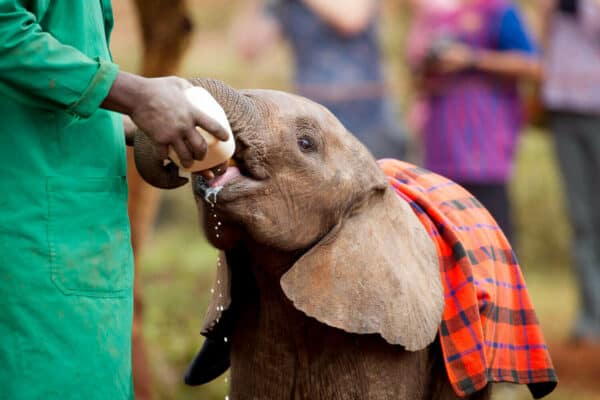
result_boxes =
[218,221,222,226]
[224,337,228,343]
[211,289,214,294]
[214,226,218,230]
[216,234,220,238]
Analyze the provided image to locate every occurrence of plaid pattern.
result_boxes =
[378,159,557,398]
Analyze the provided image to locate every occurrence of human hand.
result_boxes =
[434,43,477,74]
[232,4,280,61]
[129,76,230,168]
[102,72,230,168]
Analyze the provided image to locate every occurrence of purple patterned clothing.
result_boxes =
[407,0,537,183]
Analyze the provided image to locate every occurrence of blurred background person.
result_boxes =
[232,0,408,160]
[406,0,542,243]
[539,0,600,345]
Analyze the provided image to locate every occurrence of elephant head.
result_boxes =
[132,79,444,352]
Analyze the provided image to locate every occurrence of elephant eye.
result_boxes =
[297,136,315,152]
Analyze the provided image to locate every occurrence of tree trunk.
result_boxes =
[128,1,194,399]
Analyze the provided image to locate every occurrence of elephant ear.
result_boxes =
[280,188,444,351]
[201,252,233,337]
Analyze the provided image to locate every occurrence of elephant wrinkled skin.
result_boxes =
[132,79,492,400]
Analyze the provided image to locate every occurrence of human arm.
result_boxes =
[0,1,119,115]
[472,51,542,81]
[301,0,378,36]
[432,5,543,82]
[536,0,556,49]
[101,72,230,168]
[435,44,543,81]
[232,0,282,61]
[0,2,229,167]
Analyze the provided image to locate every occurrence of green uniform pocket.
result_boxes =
[47,176,132,297]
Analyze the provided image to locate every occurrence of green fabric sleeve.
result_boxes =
[0,1,119,118]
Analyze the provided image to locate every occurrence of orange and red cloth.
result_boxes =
[379,159,557,398]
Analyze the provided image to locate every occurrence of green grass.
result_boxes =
[138,195,227,400]
[512,129,571,274]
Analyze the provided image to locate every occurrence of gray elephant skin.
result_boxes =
[133,78,493,400]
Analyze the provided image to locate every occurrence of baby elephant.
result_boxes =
[132,79,557,400]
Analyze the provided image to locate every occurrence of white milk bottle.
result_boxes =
[168,86,235,171]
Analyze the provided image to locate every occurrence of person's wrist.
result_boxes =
[101,71,148,115]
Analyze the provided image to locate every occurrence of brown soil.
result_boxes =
[548,340,600,393]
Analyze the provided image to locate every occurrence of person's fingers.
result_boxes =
[194,110,230,141]
[172,139,194,168]
[185,127,208,160]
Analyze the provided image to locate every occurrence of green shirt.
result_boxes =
[0,1,133,398]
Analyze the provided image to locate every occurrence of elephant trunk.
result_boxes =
[189,78,258,136]
[132,79,258,189]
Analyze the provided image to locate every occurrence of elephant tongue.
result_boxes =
[210,166,240,188]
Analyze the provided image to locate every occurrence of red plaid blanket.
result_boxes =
[379,159,557,398]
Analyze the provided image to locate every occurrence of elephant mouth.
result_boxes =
[209,142,265,185]
[192,142,266,204]
[208,165,242,188]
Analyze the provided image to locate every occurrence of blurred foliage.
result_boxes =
[512,129,571,273]
[110,0,588,398]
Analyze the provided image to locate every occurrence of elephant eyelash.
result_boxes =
[294,117,320,153]
[297,135,316,152]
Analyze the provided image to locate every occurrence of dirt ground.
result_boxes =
[549,340,600,394]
